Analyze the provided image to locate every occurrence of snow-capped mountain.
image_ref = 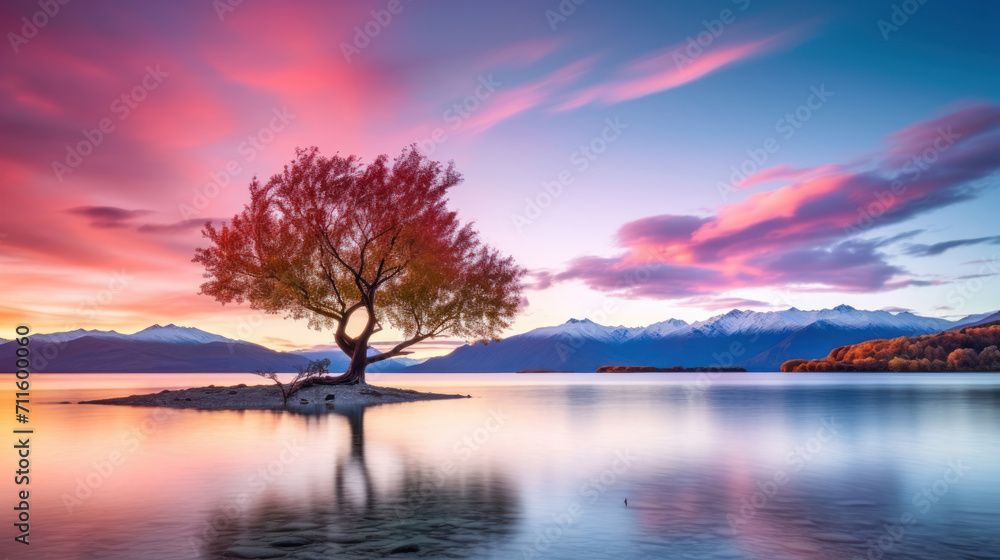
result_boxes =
[1,324,288,373]
[685,305,955,337]
[637,318,690,338]
[520,318,647,343]
[953,311,1000,328]
[127,324,236,345]
[27,328,128,345]
[25,324,235,345]
[407,306,996,373]
[0,323,421,373]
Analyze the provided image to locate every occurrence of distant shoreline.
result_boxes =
[80,381,470,411]
[596,365,747,373]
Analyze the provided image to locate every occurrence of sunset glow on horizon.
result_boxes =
[1,0,998,356]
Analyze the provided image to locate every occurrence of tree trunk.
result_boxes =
[342,347,368,385]
[312,325,371,385]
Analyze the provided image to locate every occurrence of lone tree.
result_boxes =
[194,146,525,384]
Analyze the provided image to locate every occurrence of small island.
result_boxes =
[81,381,469,411]
[596,365,747,373]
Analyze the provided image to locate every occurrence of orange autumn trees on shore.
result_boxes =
[782,322,1000,372]
[194,146,525,384]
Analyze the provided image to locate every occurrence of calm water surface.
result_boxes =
[4,372,1000,559]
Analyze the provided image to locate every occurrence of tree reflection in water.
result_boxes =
[199,404,520,559]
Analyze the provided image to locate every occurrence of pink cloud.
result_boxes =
[608,35,783,103]
[553,30,797,111]
[884,101,1000,158]
[549,103,1000,303]
[0,2,388,335]
[735,163,840,189]
[444,57,598,135]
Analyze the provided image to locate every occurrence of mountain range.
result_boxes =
[1,306,995,373]
[0,324,414,373]
[406,305,997,373]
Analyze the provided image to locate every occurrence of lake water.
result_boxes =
[4,372,1000,559]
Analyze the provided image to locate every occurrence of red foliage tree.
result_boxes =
[781,323,1000,373]
[194,147,526,384]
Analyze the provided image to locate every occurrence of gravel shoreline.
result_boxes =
[79,381,471,411]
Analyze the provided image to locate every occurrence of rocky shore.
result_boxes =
[80,381,470,411]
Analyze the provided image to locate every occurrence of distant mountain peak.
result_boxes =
[17,323,238,346]
[140,323,181,330]
[128,324,234,344]
[565,318,595,325]
[832,304,857,312]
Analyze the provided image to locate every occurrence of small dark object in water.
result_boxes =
[389,544,420,554]
[299,398,309,404]
[325,394,336,401]
[271,536,311,547]
[228,391,237,395]
[624,498,628,507]
[184,398,192,401]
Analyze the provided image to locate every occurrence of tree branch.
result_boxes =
[334,302,366,355]
[366,333,434,364]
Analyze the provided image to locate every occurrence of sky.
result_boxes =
[1,0,998,357]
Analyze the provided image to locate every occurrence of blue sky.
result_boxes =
[0,0,997,354]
